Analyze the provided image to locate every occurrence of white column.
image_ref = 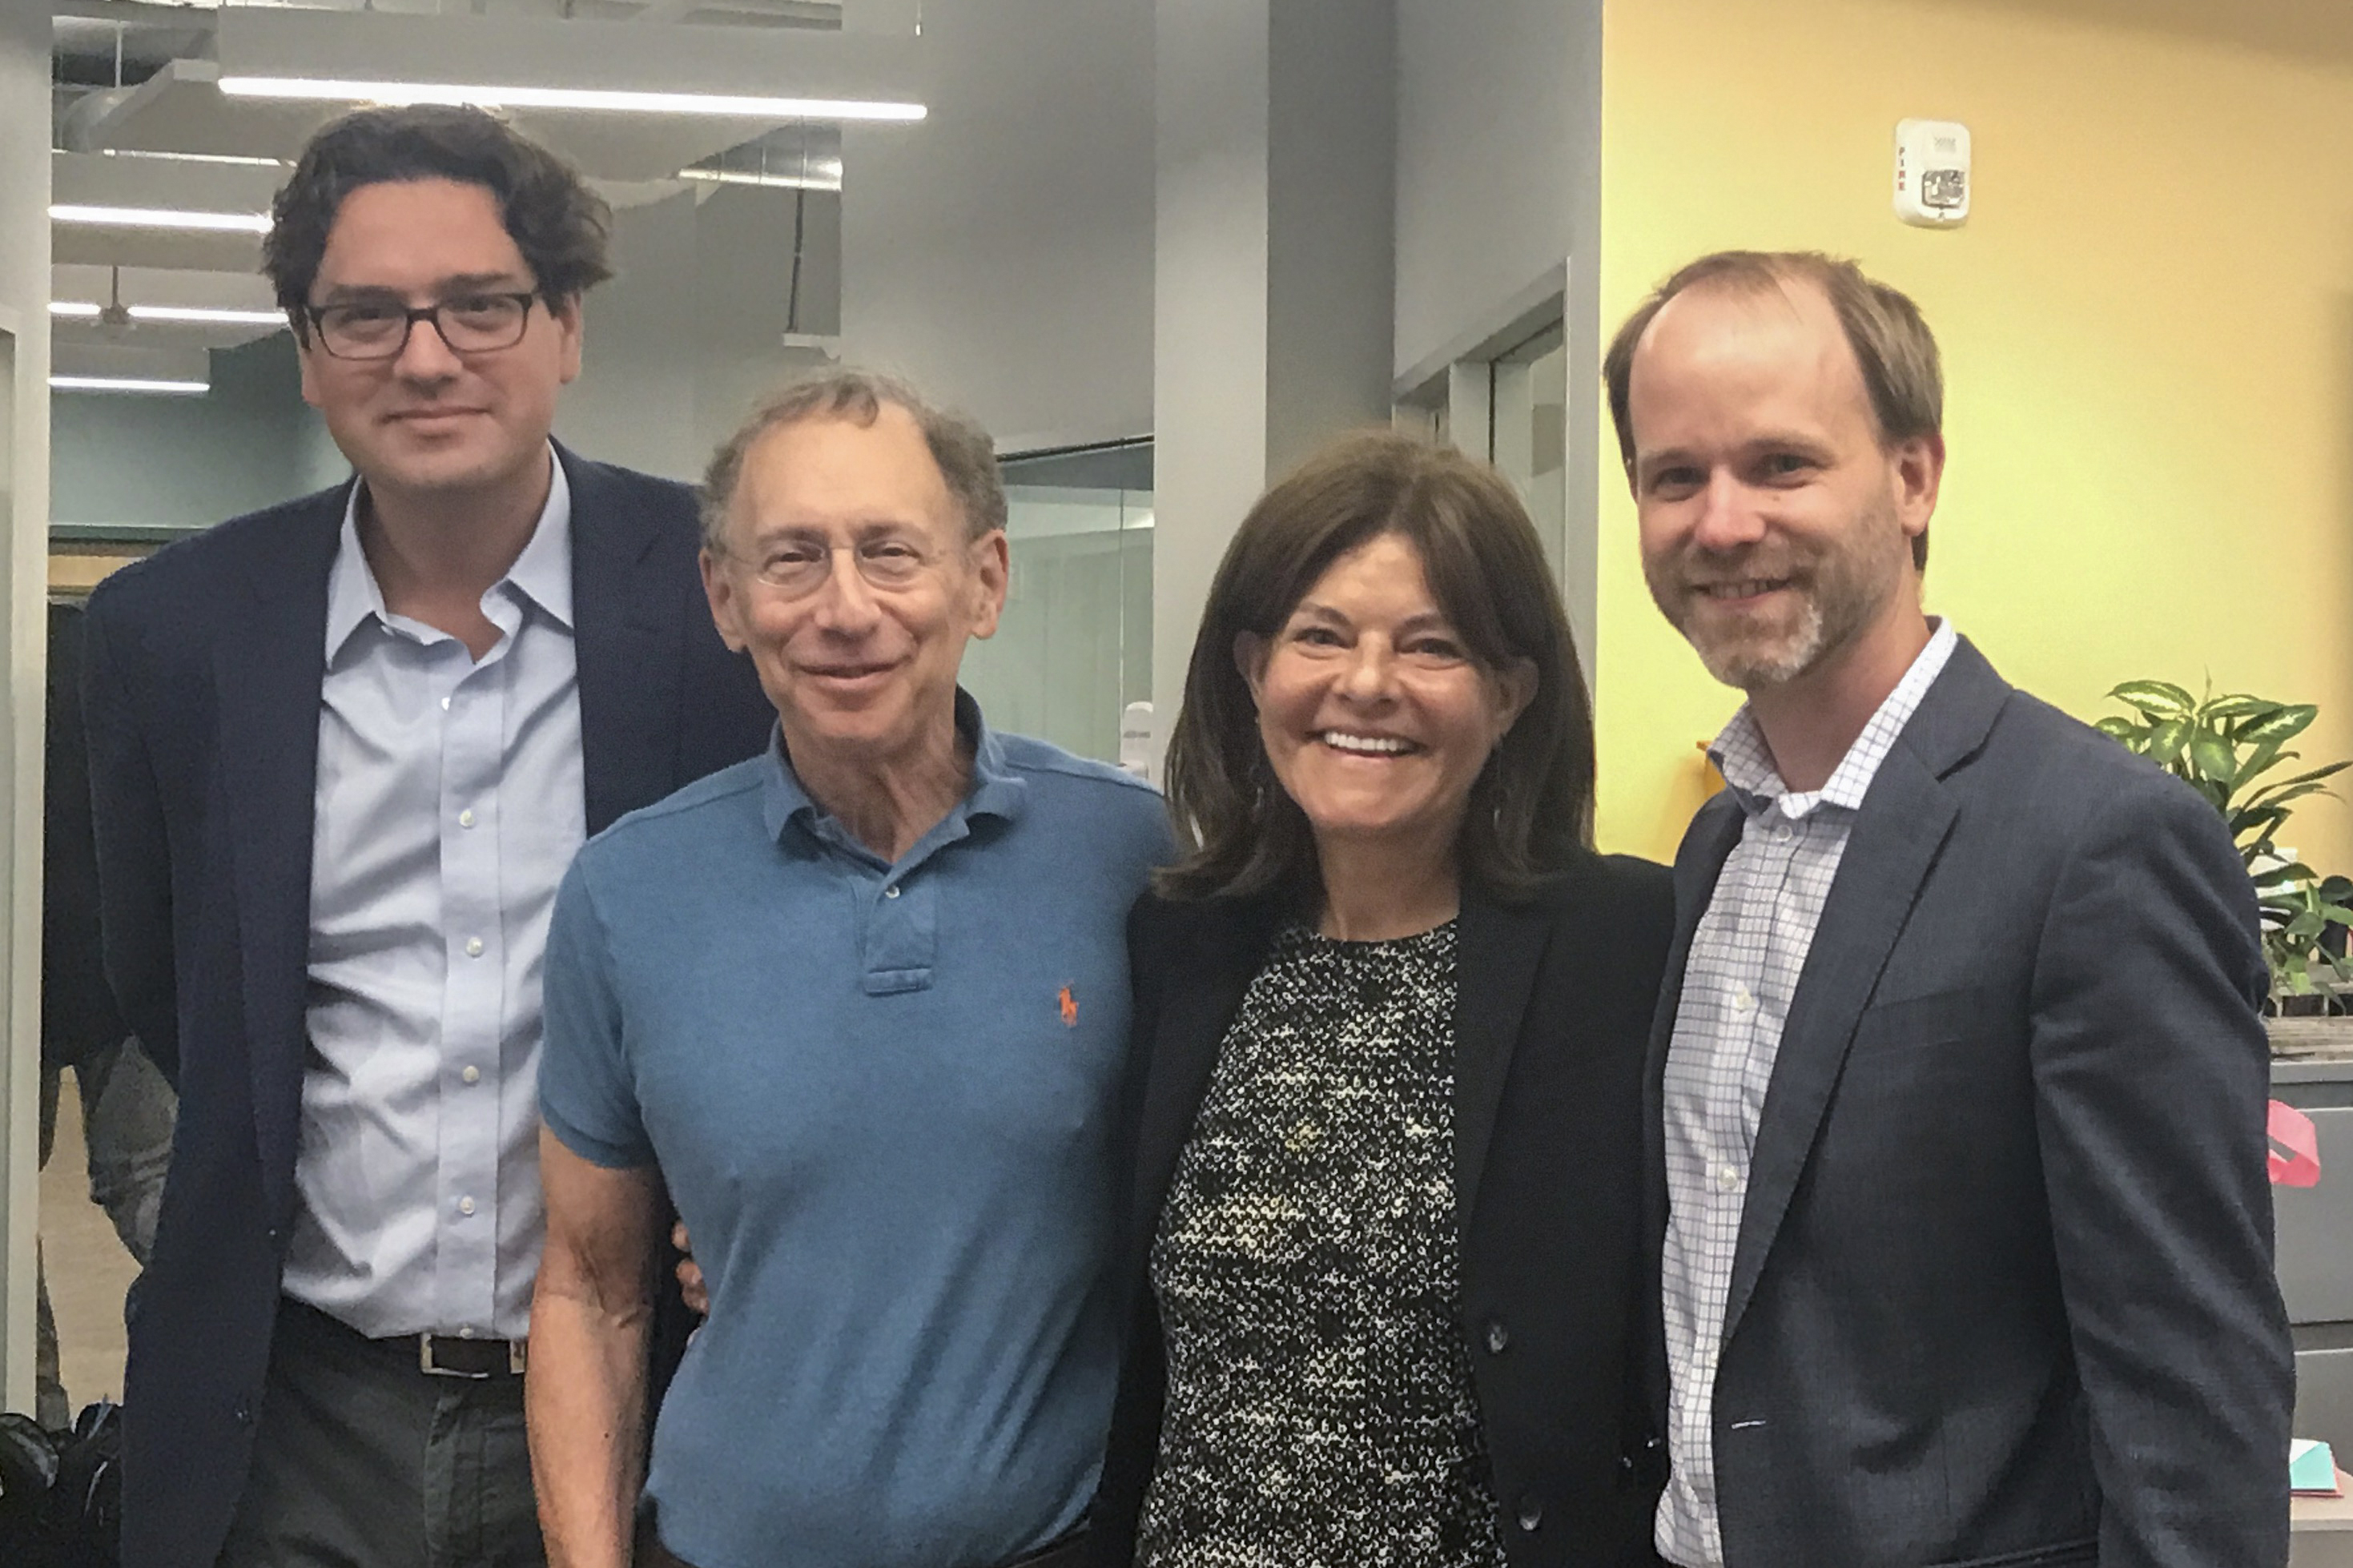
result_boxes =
[0,0,53,1414]
[1151,0,1395,734]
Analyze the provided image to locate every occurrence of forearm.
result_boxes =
[527,1281,653,1568]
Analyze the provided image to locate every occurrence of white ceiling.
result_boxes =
[47,0,898,355]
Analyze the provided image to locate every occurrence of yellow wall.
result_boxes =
[1593,0,2353,877]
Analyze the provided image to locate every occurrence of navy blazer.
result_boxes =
[1094,854,1675,1568]
[1639,637,2294,1568]
[82,447,775,1568]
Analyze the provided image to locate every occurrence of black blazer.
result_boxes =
[45,601,127,1071]
[1639,638,2292,1567]
[81,447,776,1568]
[1094,851,1675,1568]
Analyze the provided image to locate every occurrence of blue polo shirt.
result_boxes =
[538,700,1171,1568]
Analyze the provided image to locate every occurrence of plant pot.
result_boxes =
[2275,1016,2353,1063]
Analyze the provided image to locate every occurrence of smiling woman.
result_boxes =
[1092,430,1679,1568]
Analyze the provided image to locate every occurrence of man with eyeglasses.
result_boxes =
[525,370,1169,1568]
[79,104,773,1568]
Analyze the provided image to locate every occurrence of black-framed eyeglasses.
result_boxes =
[304,291,540,361]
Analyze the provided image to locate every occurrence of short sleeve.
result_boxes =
[538,854,657,1169]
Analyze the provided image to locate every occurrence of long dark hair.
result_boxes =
[1158,430,1595,905]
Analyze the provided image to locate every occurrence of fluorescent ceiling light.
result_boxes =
[50,376,211,396]
[50,301,287,327]
[50,203,272,234]
[218,75,926,121]
[90,149,286,169]
[678,167,843,192]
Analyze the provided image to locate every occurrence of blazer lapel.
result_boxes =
[565,445,686,834]
[1452,887,1549,1231]
[1719,644,2013,1341]
[1126,900,1278,1270]
[219,497,343,1222]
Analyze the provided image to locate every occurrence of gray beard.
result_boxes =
[1695,593,1828,690]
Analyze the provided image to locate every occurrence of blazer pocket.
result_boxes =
[1848,983,1997,1057]
[1927,1538,2096,1568]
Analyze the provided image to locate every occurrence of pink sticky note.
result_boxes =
[2271,1100,2323,1188]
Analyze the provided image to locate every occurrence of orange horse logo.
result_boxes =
[1058,985,1079,1027]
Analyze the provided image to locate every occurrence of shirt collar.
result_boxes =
[323,444,574,660]
[1709,617,1961,819]
[759,688,1028,850]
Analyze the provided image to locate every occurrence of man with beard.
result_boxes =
[1606,251,2292,1568]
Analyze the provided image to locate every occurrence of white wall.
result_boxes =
[557,183,841,480]
[1393,0,1605,679]
[1394,0,1593,383]
[840,0,1154,452]
[1,0,53,1413]
[50,336,332,529]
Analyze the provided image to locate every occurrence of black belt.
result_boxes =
[278,1297,527,1380]
[640,1522,1088,1568]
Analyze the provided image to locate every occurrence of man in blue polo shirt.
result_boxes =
[525,370,1170,1568]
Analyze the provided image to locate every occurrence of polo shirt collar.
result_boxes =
[761,688,1028,848]
[323,444,574,661]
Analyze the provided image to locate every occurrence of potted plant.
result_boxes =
[2098,681,2353,1052]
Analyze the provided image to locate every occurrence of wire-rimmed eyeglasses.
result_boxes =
[304,291,540,361]
[718,534,949,598]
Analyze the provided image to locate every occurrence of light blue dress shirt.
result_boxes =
[281,452,585,1341]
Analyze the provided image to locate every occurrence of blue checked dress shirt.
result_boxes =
[280,451,585,1341]
[1655,617,1957,1568]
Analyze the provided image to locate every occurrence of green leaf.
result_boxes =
[2247,761,2352,799]
[2189,730,2238,786]
[2110,680,2196,719]
[2231,805,2291,845]
[2239,704,2319,746]
[2206,694,2282,722]
[2234,743,2294,788]
[2246,782,2338,815]
[2147,718,2192,767]
[2320,903,2353,927]
[2094,715,2142,745]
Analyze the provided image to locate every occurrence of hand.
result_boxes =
[672,1220,709,1316]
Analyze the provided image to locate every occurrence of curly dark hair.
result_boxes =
[1158,430,1596,907]
[263,104,614,332]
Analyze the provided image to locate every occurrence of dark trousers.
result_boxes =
[637,1514,1092,1568]
[217,1299,545,1568]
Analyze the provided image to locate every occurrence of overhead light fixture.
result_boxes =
[90,149,286,169]
[50,375,211,396]
[50,203,272,234]
[217,76,927,122]
[678,167,843,193]
[51,301,287,327]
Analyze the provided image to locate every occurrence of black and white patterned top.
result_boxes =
[1136,918,1506,1568]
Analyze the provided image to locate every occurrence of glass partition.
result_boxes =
[959,483,1153,766]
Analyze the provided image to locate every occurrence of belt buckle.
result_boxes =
[416,1333,527,1378]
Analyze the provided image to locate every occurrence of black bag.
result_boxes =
[0,1401,121,1567]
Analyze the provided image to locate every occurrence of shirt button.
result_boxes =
[457,1326,475,1340]
[440,695,451,711]
[1485,1318,1510,1355]
[1731,983,1755,1014]
[1718,1164,1740,1192]
[883,885,901,899]
[458,1196,477,1216]
[465,937,485,958]
[459,809,477,829]
[1517,1498,1543,1533]
[1774,822,1794,842]
[462,1065,481,1085]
